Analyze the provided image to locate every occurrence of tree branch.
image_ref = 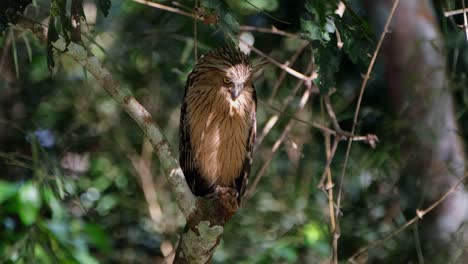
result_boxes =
[349,172,468,262]
[55,38,197,218]
[18,19,237,263]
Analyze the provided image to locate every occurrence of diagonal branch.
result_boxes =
[268,40,310,102]
[239,38,317,83]
[131,0,300,38]
[131,0,199,20]
[51,38,197,218]
[17,18,237,263]
[239,25,300,38]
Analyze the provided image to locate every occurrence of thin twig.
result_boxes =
[335,2,346,49]
[335,1,346,17]
[0,152,33,170]
[244,0,290,24]
[348,172,468,262]
[318,138,340,189]
[260,101,378,146]
[239,25,299,38]
[413,224,424,263]
[128,139,166,231]
[324,133,338,264]
[171,1,195,13]
[131,0,300,39]
[268,40,309,102]
[131,0,199,20]
[462,0,468,43]
[258,58,315,146]
[337,3,399,262]
[444,7,468,17]
[246,83,315,198]
[239,38,317,83]
[337,0,399,217]
[323,89,342,133]
[0,33,14,78]
[335,28,344,50]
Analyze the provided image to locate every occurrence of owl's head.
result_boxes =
[197,47,265,100]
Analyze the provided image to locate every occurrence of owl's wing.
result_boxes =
[235,89,257,202]
[179,76,213,196]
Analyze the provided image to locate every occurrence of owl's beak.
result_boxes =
[231,84,242,100]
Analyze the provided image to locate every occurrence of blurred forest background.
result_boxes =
[1,0,468,263]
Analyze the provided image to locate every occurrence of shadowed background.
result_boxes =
[1,0,468,263]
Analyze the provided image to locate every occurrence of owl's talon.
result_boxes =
[213,186,238,198]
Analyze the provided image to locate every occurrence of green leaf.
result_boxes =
[340,23,372,65]
[303,221,322,245]
[96,194,118,214]
[304,0,337,28]
[301,20,322,41]
[301,18,335,44]
[0,0,32,32]
[314,43,340,92]
[47,0,73,70]
[201,0,239,43]
[21,34,33,64]
[43,186,67,219]
[47,16,59,70]
[0,181,18,203]
[84,224,111,251]
[75,251,99,264]
[46,219,70,243]
[55,0,72,44]
[272,242,298,262]
[17,182,42,225]
[11,34,20,79]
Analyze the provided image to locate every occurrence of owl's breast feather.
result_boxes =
[187,90,253,187]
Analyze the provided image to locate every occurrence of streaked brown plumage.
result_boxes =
[179,47,259,201]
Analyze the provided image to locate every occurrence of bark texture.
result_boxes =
[372,0,467,258]
[19,20,238,263]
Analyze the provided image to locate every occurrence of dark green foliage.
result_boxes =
[47,0,73,70]
[50,0,73,43]
[0,0,32,33]
[302,1,337,44]
[339,22,372,65]
[97,0,111,17]
[313,43,340,94]
[0,142,109,263]
[46,17,59,70]
[301,0,372,92]
[201,0,240,43]
[1,0,468,263]
[29,0,105,70]
[305,1,338,28]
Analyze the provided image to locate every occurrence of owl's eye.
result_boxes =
[223,77,232,85]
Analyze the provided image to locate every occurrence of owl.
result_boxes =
[179,47,261,202]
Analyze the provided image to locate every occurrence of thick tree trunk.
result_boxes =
[173,187,238,263]
[371,0,467,259]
